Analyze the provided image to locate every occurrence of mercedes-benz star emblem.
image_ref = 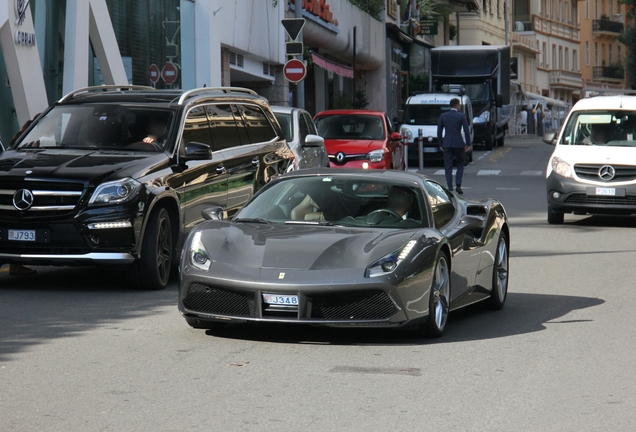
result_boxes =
[598,165,616,181]
[13,189,34,211]
[336,152,345,164]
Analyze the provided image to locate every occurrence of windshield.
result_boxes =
[274,112,293,142]
[17,104,174,152]
[559,110,636,147]
[403,104,450,125]
[315,115,385,140]
[236,176,428,228]
[463,83,490,103]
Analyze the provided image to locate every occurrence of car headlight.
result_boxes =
[473,111,490,124]
[366,240,417,278]
[189,231,212,271]
[88,178,142,206]
[401,128,413,141]
[551,157,572,178]
[367,149,385,163]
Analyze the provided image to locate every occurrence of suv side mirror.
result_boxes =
[302,134,324,148]
[543,131,557,145]
[184,142,212,160]
[495,94,503,108]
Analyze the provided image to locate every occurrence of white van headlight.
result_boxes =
[474,111,490,124]
[551,157,572,178]
[400,128,413,141]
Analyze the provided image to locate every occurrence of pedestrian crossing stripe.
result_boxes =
[428,169,543,176]
[477,170,501,175]
[521,171,543,176]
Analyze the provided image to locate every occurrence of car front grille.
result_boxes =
[183,283,256,317]
[309,290,397,320]
[329,153,367,166]
[564,194,636,206]
[574,164,636,182]
[0,180,85,218]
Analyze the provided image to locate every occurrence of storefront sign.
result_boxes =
[15,0,28,25]
[14,31,36,46]
[14,0,36,46]
[420,17,438,35]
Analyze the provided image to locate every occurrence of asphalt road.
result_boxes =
[2,136,636,431]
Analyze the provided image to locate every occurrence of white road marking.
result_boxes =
[434,169,456,175]
[477,152,491,160]
[520,170,543,176]
[496,188,521,190]
[477,170,501,175]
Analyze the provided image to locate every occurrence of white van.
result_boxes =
[544,95,636,224]
[400,92,474,166]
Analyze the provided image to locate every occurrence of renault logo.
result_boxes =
[598,165,616,181]
[13,189,34,211]
[335,152,346,164]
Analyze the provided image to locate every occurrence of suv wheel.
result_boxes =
[547,206,564,225]
[133,207,173,290]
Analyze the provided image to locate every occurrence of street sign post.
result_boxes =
[161,62,178,85]
[283,59,306,83]
[149,64,160,85]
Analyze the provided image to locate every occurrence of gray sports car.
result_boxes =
[178,169,509,337]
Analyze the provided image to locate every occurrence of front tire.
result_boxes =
[423,254,451,338]
[547,206,564,224]
[488,232,509,310]
[133,207,173,290]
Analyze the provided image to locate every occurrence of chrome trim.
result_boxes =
[32,190,82,196]
[0,252,135,263]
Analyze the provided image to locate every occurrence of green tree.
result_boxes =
[619,0,636,86]
[348,0,384,20]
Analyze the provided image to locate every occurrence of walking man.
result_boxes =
[437,98,470,194]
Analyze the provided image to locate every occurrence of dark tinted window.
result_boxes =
[423,180,455,228]
[315,114,385,140]
[298,112,310,142]
[231,104,250,145]
[182,106,213,151]
[239,104,277,143]
[207,104,241,151]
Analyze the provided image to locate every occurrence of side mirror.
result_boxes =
[302,134,324,148]
[201,206,223,221]
[542,131,557,145]
[184,141,212,160]
[459,215,486,231]
[390,132,403,141]
[495,94,503,108]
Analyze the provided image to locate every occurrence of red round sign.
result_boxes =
[149,64,160,84]
[161,62,179,85]
[284,59,306,83]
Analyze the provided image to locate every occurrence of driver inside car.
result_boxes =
[142,116,168,148]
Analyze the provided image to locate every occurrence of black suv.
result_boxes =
[0,86,292,289]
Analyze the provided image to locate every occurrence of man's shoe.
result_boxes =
[456,186,463,194]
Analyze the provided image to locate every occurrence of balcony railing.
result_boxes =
[549,70,583,89]
[593,66,624,80]
[593,19,624,34]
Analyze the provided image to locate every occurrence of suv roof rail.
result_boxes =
[59,85,156,103]
[176,87,258,105]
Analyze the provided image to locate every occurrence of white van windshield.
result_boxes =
[560,110,636,147]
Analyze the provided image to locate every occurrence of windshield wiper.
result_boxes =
[285,220,340,226]
[233,217,271,224]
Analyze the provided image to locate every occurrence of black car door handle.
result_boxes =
[252,158,260,167]
[216,165,226,174]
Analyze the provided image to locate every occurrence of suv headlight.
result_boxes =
[189,231,212,271]
[551,157,572,178]
[401,128,413,141]
[367,149,385,163]
[474,111,490,124]
[366,240,417,278]
[88,178,142,206]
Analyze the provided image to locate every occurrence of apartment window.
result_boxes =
[552,45,557,69]
[559,46,563,70]
[498,0,502,17]
[483,0,487,13]
[543,42,548,67]
[490,0,495,14]
[609,45,613,65]
[565,47,569,71]
[585,42,590,66]
[594,0,598,19]
[573,50,578,72]
[594,42,599,66]
[609,1,612,17]
[585,0,589,19]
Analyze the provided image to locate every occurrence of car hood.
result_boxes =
[323,139,384,154]
[553,144,636,165]
[0,149,168,183]
[195,221,418,272]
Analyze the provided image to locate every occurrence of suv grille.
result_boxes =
[183,283,256,317]
[310,291,397,320]
[0,180,84,217]
[574,164,636,182]
[564,194,636,206]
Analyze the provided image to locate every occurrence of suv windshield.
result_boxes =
[17,104,174,152]
[559,110,636,147]
[403,104,450,125]
[315,115,385,140]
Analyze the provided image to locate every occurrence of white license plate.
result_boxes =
[262,293,298,305]
[423,147,438,153]
[595,188,616,196]
[8,229,36,241]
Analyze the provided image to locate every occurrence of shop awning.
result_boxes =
[311,52,353,78]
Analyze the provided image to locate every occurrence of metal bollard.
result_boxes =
[418,128,424,171]
[402,133,408,170]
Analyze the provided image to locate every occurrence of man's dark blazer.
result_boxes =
[437,109,470,148]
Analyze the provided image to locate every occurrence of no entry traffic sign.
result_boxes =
[149,64,160,84]
[283,59,306,83]
[162,62,178,85]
